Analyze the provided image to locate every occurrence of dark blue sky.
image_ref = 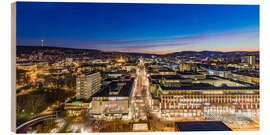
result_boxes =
[16,2,259,54]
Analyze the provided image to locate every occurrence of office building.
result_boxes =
[76,72,101,99]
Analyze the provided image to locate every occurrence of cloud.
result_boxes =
[86,27,259,53]
[17,27,259,54]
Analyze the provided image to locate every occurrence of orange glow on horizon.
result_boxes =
[104,48,259,55]
[138,48,259,55]
[214,48,259,52]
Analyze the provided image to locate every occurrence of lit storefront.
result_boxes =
[64,101,90,116]
[90,98,129,118]
[158,86,259,118]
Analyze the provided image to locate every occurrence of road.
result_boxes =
[131,58,152,122]
[16,114,56,133]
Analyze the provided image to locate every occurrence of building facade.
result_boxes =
[89,79,134,119]
[158,86,259,118]
[76,72,101,99]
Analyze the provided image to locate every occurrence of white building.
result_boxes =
[76,72,101,99]
[247,56,256,66]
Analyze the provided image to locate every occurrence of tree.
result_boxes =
[63,74,76,89]
[29,94,45,114]
[23,74,31,86]
[44,75,60,89]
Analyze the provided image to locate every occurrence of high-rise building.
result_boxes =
[247,55,256,65]
[241,56,256,65]
[76,72,101,99]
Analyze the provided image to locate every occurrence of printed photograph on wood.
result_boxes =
[13,2,259,133]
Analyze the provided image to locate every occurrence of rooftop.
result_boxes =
[80,64,107,68]
[105,71,129,74]
[80,71,99,75]
[176,121,232,131]
[150,75,185,80]
[67,98,91,103]
[159,83,259,91]
[177,71,203,75]
[92,78,134,97]
[158,69,175,72]
[232,71,259,78]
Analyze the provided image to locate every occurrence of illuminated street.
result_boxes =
[132,58,151,122]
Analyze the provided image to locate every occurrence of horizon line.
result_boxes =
[16,45,259,55]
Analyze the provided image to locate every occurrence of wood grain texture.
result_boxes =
[11,2,16,133]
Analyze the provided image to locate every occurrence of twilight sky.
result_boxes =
[16,2,259,54]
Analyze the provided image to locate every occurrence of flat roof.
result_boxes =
[71,101,83,104]
[159,69,175,72]
[79,71,99,75]
[104,77,121,81]
[92,78,134,97]
[214,75,258,86]
[150,75,184,80]
[232,71,259,78]
[105,71,128,74]
[160,84,259,91]
[124,63,137,66]
[80,64,107,67]
[176,121,232,131]
[177,71,203,75]
[67,98,91,103]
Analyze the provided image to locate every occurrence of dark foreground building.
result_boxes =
[176,121,232,131]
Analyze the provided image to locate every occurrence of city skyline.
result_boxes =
[14,2,260,133]
[16,2,259,54]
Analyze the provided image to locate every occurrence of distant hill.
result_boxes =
[16,46,101,55]
[16,46,259,58]
[167,51,259,57]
